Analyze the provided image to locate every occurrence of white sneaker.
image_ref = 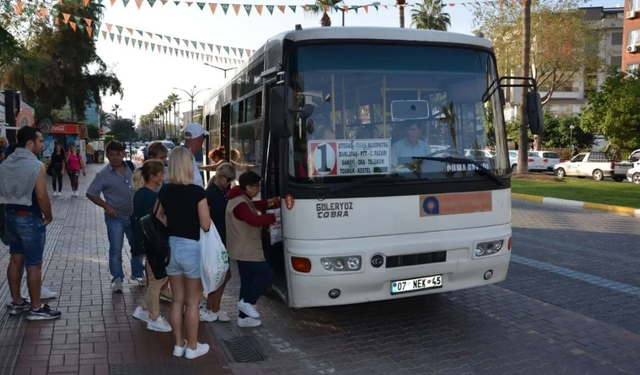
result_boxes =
[147,316,171,332]
[199,305,231,322]
[173,340,187,357]
[237,299,259,318]
[237,317,262,328]
[21,286,57,301]
[112,279,123,293]
[185,343,210,360]
[132,306,150,322]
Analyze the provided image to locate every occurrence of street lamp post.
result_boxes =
[336,1,380,26]
[203,63,237,78]
[569,125,575,148]
[172,86,211,123]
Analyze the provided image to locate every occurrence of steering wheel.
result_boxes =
[422,148,464,158]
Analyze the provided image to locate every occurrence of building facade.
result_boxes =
[623,0,640,73]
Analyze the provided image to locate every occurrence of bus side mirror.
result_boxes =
[526,91,544,135]
[269,86,290,138]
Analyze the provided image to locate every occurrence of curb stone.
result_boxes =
[511,193,640,218]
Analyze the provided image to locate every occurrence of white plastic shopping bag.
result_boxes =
[267,208,282,245]
[199,221,230,295]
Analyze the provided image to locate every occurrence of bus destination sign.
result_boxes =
[308,139,391,177]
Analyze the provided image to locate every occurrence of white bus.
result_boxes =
[202,26,543,308]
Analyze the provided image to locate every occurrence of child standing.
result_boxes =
[131,160,171,332]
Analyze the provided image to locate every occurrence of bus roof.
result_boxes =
[268,26,493,50]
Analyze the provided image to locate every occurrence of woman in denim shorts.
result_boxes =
[155,147,211,360]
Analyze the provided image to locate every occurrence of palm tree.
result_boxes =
[111,104,121,121]
[397,0,406,28]
[310,0,342,27]
[411,0,451,31]
[99,110,115,131]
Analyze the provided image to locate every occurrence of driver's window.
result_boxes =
[630,152,640,162]
[572,154,585,162]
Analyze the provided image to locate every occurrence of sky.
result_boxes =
[96,0,624,123]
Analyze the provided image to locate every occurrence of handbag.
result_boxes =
[46,163,53,177]
[140,197,171,279]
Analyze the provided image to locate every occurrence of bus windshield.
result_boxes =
[287,43,509,183]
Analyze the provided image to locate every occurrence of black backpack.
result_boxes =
[140,194,171,279]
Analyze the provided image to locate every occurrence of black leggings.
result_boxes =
[67,170,80,191]
[51,165,63,192]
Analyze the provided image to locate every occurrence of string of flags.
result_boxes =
[100,30,243,65]
[2,0,523,19]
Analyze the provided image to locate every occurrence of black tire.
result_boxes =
[633,173,640,185]
[613,176,625,182]
[555,168,566,178]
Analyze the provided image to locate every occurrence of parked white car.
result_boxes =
[509,150,545,171]
[553,152,614,181]
[529,151,562,171]
[627,165,640,184]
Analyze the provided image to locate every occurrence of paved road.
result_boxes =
[1,163,640,375]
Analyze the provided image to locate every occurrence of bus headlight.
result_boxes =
[475,240,503,257]
[320,256,362,272]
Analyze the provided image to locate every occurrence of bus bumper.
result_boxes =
[285,224,512,308]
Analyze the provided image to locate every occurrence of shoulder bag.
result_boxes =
[140,195,171,279]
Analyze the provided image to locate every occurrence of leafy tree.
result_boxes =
[580,69,640,149]
[108,118,135,143]
[309,0,342,27]
[0,0,122,120]
[471,0,604,104]
[411,0,451,31]
[87,124,100,140]
[542,111,593,148]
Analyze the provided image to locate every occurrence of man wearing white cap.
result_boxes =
[182,123,209,187]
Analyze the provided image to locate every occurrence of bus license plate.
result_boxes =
[391,275,443,295]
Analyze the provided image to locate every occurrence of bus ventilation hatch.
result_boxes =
[385,251,447,268]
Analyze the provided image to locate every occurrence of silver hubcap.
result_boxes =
[634,174,640,184]
[595,171,602,179]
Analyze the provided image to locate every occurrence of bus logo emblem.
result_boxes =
[371,255,384,268]
[285,194,295,210]
[422,196,440,215]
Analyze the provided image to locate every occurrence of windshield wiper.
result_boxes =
[319,175,405,198]
[412,156,504,186]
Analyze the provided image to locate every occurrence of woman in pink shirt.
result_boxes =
[65,145,86,197]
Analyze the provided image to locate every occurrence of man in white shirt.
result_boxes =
[182,123,209,187]
[391,122,431,168]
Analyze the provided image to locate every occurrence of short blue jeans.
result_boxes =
[166,236,201,279]
[5,210,47,266]
[105,216,144,282]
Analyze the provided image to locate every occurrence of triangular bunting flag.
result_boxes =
[132,38,136,46]
[127,28,133,35]
[221,4,229,14]
[223,46,229,54]
[137,30,144,36]
[277,5,285,13]
[169,47,173,54]
[208,3,216,14]
[231,47,236,55]
[216,45,221,53]
[138,40,143,48]
[191,51,194,58]
[266,5,274,14]
[147,32,153,38]
[84,18,93,28]
[83,0,90,6]
[173,1,180,5]
[151,43,155,51]
[244,4,251,15]
[156,33,163,39]
[232,4,240,15]
[363,5,368,12]
[160,0,167,4]
[239,49,243,57]
[197,2,205,10]
[208,43,213,52]
[123,0,130,7]
[125,36,130,45]
[196,53,200,59]
[164,46,168,53]
[74,16,82,25]
[288,5,296,12]
[186,2,193,6]
[255,4,262,15]
[116,26,123,34]
[109,32,115,41]
[246,49,251,57]
[191,41,198,49]
[63,13,72,24]
[110,0,116,6]
[135,0,143,8]
[144,41,149,50]
[148,0,156,7]
[87,27,93,37]
[183,39,189,46]
[200,42,206,49]
[174,37,180,45]
[102,30,107,39]
[181,50,184,57]
[117,35,122,43]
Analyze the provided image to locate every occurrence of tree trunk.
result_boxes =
[397,0,405,28]
[321,12,331,27]
[517,0,531,173]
